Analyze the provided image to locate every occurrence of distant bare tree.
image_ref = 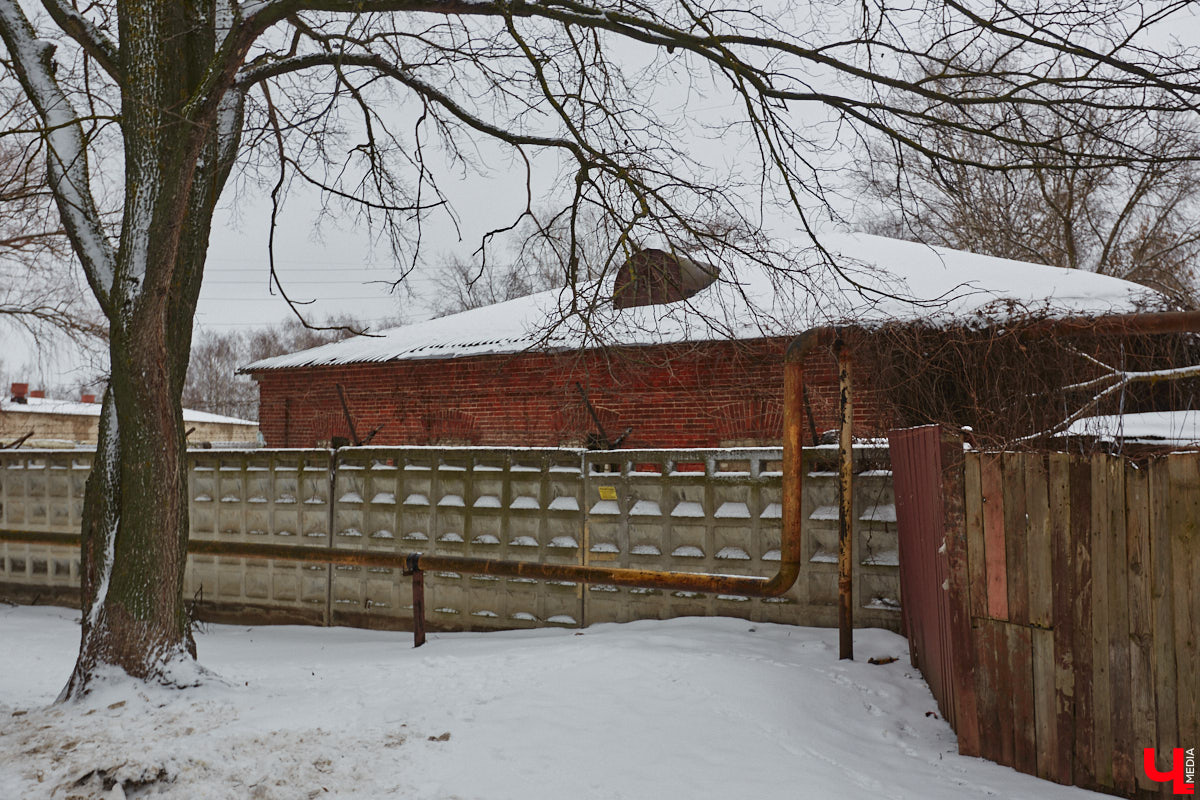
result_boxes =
[184,315,400,421]
[429,253,549,316]
[859,74,1200,306]
[181,329,253,420]
[429,211,614,316]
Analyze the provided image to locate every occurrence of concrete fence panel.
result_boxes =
[0,445,901,632]
[0,451,90,600]
[187,450,335,622]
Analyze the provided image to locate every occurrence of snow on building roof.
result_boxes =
[1064,410,1200,446]
[242,232,1159,373]
[0,396,257,427]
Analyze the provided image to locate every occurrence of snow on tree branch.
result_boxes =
[1027,362,1200,443]
[39,0,121,81]
[0,1,115,310]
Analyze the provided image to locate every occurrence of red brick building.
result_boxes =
[248,338,867,449]
[243,234,1153,448]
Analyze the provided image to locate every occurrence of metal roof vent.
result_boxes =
[612,248,719,310]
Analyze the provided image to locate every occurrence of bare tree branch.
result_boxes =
[39,0,120,82]
[0,1,115,311]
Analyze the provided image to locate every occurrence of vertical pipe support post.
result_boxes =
[836,336,854,661]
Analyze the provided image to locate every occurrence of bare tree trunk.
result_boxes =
[65,341,194,694]
[64,198,229,695]
[59,1,236,697]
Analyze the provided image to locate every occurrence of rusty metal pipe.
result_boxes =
[407,557,427,647]
[9,311,1176,611]
[866,308,1200,341]
[1013,308,1200,338]
[773,309,1200,636]
[0,531,793,596]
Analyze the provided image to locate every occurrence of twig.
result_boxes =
[336,383,362,447]
[1,431,33,449]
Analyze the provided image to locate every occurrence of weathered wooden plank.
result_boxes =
[1124,463,1157,793]
[1032,627,1058,782]
[995,619,1017,768]
[1168,454,1200,761]
[964,453,988,622]
[974,616,1001,764]
[1090,455,1114,790]
[1003,453,1029,626]
[1070,456,1096,789]
[1048,453,1075,786]
[981,454,1009,621]
[941,433,981,758]
[1011,623,1038,775]
[1025,455,1053,629]
[1106,457,1134,795]
[1148,457,1178,779]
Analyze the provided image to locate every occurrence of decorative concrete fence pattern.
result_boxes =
[188,449,337,620]
[324,447,590,629]
[0,445,900,631]
[0,452,90,592]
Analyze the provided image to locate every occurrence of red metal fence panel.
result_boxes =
[888,425,957,729]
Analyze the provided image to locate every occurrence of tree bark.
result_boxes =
[62,0,237,697]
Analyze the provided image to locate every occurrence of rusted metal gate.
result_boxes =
[887,425,971,740]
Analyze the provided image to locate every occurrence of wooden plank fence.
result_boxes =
[891,426,1199,799]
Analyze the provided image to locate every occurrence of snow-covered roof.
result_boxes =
[1064,411,1200,446]
[243,232,1158,372]
[0,396,256,427]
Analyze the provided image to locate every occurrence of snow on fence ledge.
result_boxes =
[0,446,900,631]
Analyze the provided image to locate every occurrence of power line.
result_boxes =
[204,260,403,269]
[203,265,408,272]
[199,272,441,285]
[193,318,407,328]
[202,261,538,272]
[198,296,395,301]
[201,280,405,287]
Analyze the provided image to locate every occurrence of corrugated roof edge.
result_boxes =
[238,233,1162,374]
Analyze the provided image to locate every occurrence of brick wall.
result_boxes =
[251,338,889,448]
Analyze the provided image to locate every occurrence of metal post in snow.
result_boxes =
[407,554,426,648]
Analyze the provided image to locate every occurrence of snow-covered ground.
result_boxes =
[0,605,1104,799]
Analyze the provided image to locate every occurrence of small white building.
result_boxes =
[0,385,259,448]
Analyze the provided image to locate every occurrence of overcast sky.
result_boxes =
[6,70,818,395]
[29,0,1200,393]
